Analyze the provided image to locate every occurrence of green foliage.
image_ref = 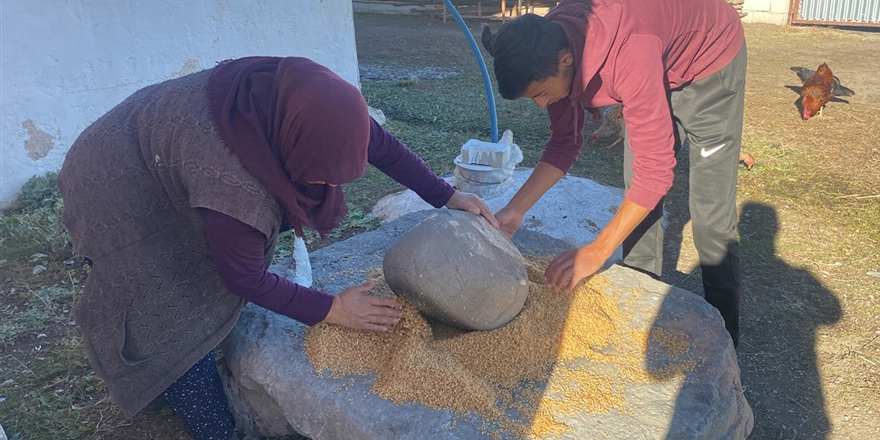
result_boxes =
[273,229,298,264]
[329,204,381,238]
[0,198,71,261]
[272,204,381,263]
[362,68,550,150]
[0,172,72,261]
[14,171,61,212]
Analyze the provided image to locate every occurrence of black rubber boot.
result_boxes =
[703,283,740,347]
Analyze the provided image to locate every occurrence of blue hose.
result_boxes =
[442,0,499,143]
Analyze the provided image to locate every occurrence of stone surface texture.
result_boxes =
[371,169,630,262]
[219,211,753,440]
[383,210,528,331]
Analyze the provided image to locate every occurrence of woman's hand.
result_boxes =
[544,243,610,292]
[494,205,525,238]
[323,282,402,331]
[445,190,499,228]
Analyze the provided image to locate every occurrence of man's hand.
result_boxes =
[492,161,564,238]
[323,282,402,331]
[446,190,499,228]
[544,244,611,292]
[544,197,653,292]
[495,205,525,238]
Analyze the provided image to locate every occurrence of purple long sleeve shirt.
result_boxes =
[204,118,455,325]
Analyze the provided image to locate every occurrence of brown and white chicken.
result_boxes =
[588,104,755,169]
[588,104,624,148]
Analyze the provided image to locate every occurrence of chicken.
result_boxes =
[588,105,755,170]
[739,153,755,170]
[791,63,855,120]
[588,104,624,148]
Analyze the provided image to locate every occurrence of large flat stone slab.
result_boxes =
[219,211,752,439]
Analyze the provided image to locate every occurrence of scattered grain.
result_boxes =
[303,258,700,438]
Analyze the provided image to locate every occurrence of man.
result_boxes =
[482,0,745,346]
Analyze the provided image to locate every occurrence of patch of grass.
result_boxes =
[0,173,99,439]
[0,200,71,261]
[0,286,75,344]
[740,139,880,243]
[364,73,495,132]
[0,173,71,262]
[10,171,61,213]
[273,204,383,262]
[0,336,107,440]
[362,57,551,162]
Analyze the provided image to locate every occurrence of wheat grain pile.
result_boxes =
[304,259,697,438]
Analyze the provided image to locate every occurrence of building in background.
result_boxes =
[0,0,360,208]
[3,0,877,207]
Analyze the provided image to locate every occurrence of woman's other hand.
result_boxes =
[445,190,499,228]
[323,282,402,331]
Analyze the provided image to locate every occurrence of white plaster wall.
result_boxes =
[743,0,792,25]
[0,0,360,208]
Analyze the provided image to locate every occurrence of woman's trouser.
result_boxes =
[163,350,235,440]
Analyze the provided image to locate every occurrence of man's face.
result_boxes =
[521,51,575,109]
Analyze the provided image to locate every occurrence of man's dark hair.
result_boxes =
[481,14,570,100]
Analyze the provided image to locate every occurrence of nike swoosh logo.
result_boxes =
[700,144,726,158]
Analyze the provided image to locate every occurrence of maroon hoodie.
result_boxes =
[540,0,744,209]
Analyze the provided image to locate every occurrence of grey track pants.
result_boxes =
[622,43,747,346]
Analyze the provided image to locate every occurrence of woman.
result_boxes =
[58,56,496,439]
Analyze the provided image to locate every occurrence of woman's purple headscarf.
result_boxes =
[208,56,370,236]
